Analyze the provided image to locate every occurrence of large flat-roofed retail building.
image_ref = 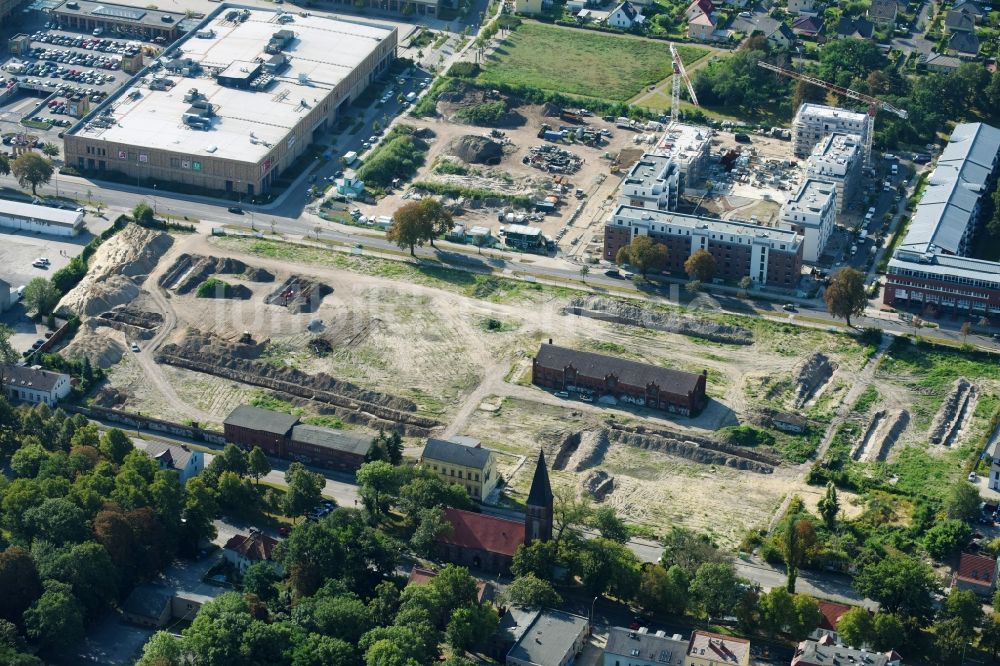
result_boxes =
[51,0,187,42]
[0,199,85,236]
[64,7,396,196]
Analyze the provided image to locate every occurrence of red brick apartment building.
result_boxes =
[531,342,707,415]
[604,205,803,288]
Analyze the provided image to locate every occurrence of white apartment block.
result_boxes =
[793,103,869,157]
[780,179,837,262]
[806,133,862,216]
[651,123,712,191]
[620,153,680,211]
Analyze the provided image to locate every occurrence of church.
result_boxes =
[436,451,554,573]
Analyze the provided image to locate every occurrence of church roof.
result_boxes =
[440,508,526,556]
[527,451,553,507]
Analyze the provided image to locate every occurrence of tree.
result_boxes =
[0,547,42,622]
[356,461,400,523]
[511,539,561,581]
[22,278,60,316]
[553,487,590,543]
[689,561,742,618]
[817,482,840,530]
[591,505,628,543]
[758,587,797,636]
[684,248,717,282]
[132,202,155,224]
[23,580,84,655]
[960,321,971,343]
[0,324,20,366]
[247,446,270,486]
[410,507,451,557]
[219,444,249,478]
[934,616,972,663]
[637,564,688,616]
[790,595,822,640]
[0,154,9,177]
[282,462,324,521]
[854,553,937,619]
[389,200,441,256]
[500,573,562,609]
[41,143,59,158]
[445,604,498,653]
[944,480,981,521]
[24,497,88,544]
[181,592,251,666]
[660,526,724,576]
[871,613,905,651]
[615,235,668,277]
[579,264,590,282]
[823,267,867,327]
[11,153,54,195]
[275,521,345,596]
[943,588,983,635]
[836,606,874,647]
[100,429,133,465]
[136,631,184,666]
[980,613,1000,658]
[923,519,972,560]
[579,539,640,599]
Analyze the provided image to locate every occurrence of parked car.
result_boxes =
[555,391,569,398]
[130,342,140,352]
[969,472,978,482]
[228,206,244,214]
[782,303,797,312]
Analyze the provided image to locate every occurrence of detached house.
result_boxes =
[766,22,796,49]
[945,8,977,34]
[953,552,999,596]
[792,15,824,38]
[952,0,985,22]
[607,0,645,28]
[420,436,498,502]
[223,530,282,575]
[688,10,716,39]
[1,364,71,406]
[867,0,897,27]
[949,31,980,54]
[788,0,816,15]
[685,0,713,22]
[143,441,204,484]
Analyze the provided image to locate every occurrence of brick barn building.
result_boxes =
[222,405,374,471]
[436,452,553,573]
[531,342,708,415]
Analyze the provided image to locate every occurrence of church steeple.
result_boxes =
[525,451,553,544]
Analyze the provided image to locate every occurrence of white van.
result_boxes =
[891,163,898,176]
[859,230,868,242]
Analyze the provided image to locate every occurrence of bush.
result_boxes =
[456,100,509,126]
[196,277,233,298]
[719,425,776,448]
[51,215,130,297]
[356,125,428,188]
[448,62,480,78]
[412,181,533,208]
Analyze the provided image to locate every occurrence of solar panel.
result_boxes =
[91,5,147,20]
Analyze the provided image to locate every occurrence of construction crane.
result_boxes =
[670,44,699,127]
[756,60,908,167]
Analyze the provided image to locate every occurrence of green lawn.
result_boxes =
[477,22,709,102]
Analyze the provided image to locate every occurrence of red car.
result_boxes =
[278,527,290,537]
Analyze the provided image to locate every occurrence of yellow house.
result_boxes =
[686,631,751,666]
[420,436,498,502]
[515,0,543,14]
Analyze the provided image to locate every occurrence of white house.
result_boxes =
[607,1,644,28]
[685,0,713,22]
[223,531,282,575]
[0,200,84,237]
[779,179,837,262]
[143,441,204,484]
[1,364,71,406]
[788,0,816,15]
[766,22,796,49]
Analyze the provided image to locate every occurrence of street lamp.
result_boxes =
[152,183,157,216]
[589,595,598,634]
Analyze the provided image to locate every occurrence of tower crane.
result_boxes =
[670,44,699,126]
[756,60,908,167]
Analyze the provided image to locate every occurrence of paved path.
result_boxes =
[734,555,878,610]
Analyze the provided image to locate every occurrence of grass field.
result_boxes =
[477,22,709,102]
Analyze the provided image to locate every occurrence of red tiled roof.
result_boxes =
[817,600,851,630]
[224,532,278,562]
[439,508,525,557]
[407,566,490,603]
[956,552,997,586]
[688,0,713,14]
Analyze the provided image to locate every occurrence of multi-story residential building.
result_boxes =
[420,436,498,501]
[793,103,869,158]
[687,631,750,666]
[603,205,804,288]
[792,639,901,666]
[651,123,712,190]
[506,609,590,666]
[779,179,837,262]
[884,122,1000,315]
[1,365,72,406]
[603,627,688,666]
[805,133,862,215]
[142,441,204,484]
[619,154,680,211]
[223,530,282,574]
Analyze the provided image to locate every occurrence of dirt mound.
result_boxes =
[859,409,909,462]
[607,423,778,473]
[447,135,504,165]
[90,386,130,408]
[96,307,163,340]
[61,324,125,368]
[566,429,610,472]
[563,297,753,344]
[59,224,173,316]
[266,276,332,314]
[244,267,275,282]
[156,329,438,435]
[541,102,561,117]
[930,378,976,445]
[581,470,615,501]
[792,353,836,408]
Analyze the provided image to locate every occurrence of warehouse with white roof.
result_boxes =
[64,5,397,196]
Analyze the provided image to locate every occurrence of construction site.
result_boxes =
[43,217,998,546]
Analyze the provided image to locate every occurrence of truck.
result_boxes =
[342,150,358,166]
[539,130,563,142]
[405,91,417,103]
[615,117,635,130]
[560,110,584,124]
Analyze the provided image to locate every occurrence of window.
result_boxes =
[475,473,480,481]
[450,469,454,476]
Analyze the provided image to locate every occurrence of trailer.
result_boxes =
[560,110,585,124]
